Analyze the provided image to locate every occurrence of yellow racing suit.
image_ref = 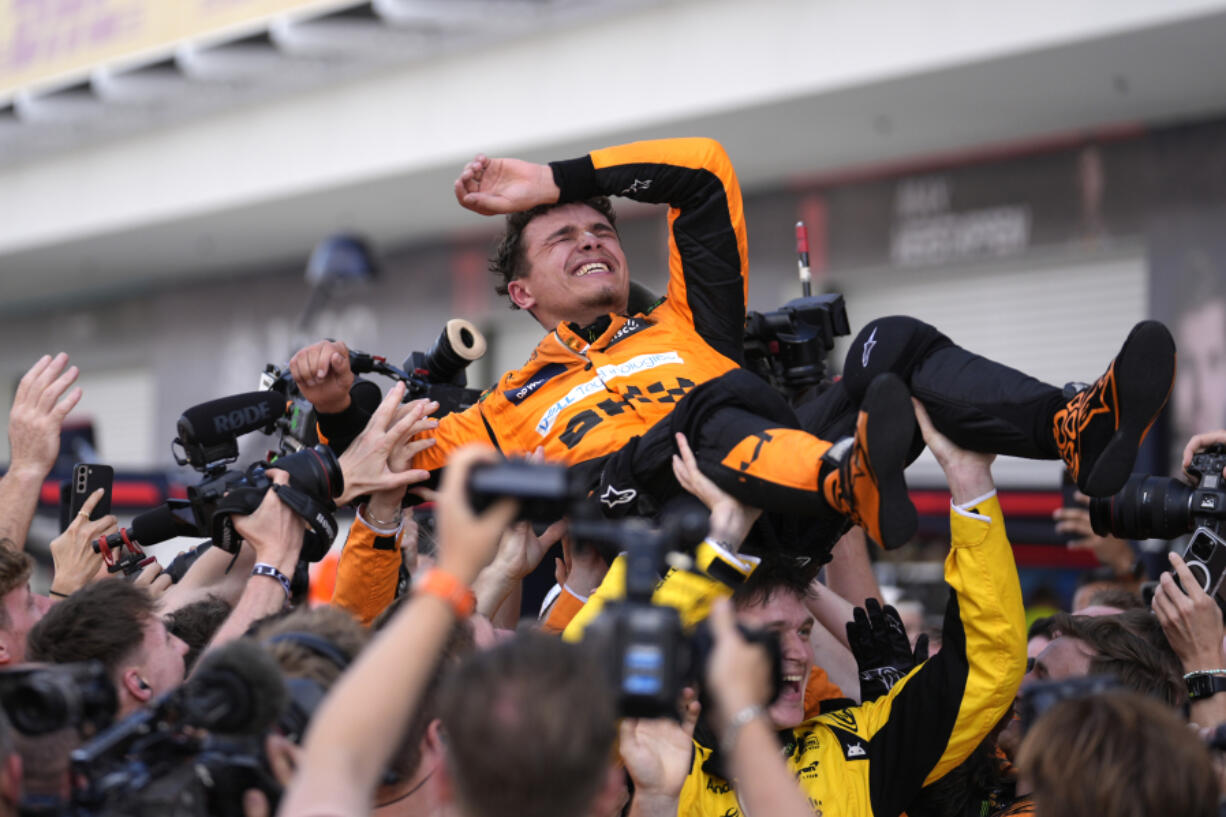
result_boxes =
[677,493,1026,817]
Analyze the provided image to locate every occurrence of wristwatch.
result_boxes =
[1186,673,1226,701]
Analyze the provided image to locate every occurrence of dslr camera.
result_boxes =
[1091,445,1226,601]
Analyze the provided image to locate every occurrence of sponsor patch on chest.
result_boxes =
[534,351,684,435]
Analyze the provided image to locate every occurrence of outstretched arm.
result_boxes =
[1,354,82,549]
[846,401,1025,817]
[280,446,517,817]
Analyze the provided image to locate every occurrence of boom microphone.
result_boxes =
[96,500,199,553]
[181,639,287,736]
[177,392,285,448]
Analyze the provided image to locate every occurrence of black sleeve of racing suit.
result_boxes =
[550,138,749,364]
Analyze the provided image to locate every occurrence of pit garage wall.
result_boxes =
[3,116,1226,484]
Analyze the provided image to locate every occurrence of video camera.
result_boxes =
[261,318,488,457]
[0,662,116,739]
[95,391,343,567]
[66,640,288,817]
[466,459,781,720]
[1090,445,1226,604]
[744,293,850,403]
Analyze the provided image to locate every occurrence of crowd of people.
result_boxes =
[0,137,1219,817]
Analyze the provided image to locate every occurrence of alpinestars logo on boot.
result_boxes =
[861,327,878,367]
[601,485,637,508]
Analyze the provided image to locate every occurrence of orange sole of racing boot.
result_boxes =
[842,373,918,549]
[1058,320,1176,497]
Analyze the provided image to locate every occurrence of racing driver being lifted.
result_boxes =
[291,137,1175,555]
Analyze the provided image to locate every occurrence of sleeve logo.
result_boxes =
[504,362,567,405]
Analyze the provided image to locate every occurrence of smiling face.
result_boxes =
[508,203,630,329]
[734,589,814,730]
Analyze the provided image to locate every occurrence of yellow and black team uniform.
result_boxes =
[558,494,1024,817]
[681,495,1024,817]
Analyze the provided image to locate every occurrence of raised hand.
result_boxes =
[913,399,995,506]
[48,488,116,597]
[1182,430,1226,481]
[1053,491,1134,575]
[9,353,82,479]
[619,688,700,811]
[364,398,438,523]
[453,154,560,216]
[1152,550,1226,674]
[672,432,761,549]
[846,597,928,702]
[336,383,432,505]
[132,560,174,599]
[289,340,354,414]
[232,470,306,567]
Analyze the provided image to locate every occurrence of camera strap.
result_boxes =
[271,482,339,543]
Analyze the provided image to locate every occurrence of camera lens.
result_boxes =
[423,319,487,384]
[274,445,345,501]
[1088,474,1194,540]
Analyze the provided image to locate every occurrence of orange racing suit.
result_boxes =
[409,137,838,515]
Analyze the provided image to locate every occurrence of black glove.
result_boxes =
[846,598,929,702]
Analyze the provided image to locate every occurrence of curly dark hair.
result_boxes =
[489,197,618,308]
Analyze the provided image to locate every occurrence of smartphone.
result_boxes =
[65,464,113,528]
[1181,527,1226,599]
[1141,527,1226,607]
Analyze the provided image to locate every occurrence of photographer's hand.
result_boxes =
[1152,552,1225,673]
[289,339,354,415]
[1182,431,1226,482]
[621,691,699,817]
[131,560,173,599]
[1153,551,1226,730]
[454,154,559,216]
[205,470,305,653]
[0,353,82,549]
[672,432,761,549]
[1053,491,1134,576]
[48,488,115,597]
[336,384,433,505]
